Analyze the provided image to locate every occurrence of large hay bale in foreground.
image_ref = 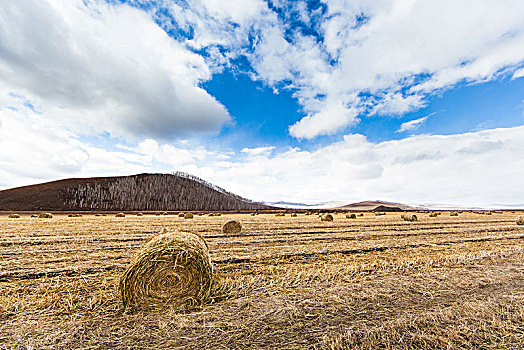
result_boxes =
[517,216,524,225]
[115,213,125,217]
[119,231,213,311]
[8,214,20,218]
[184,213,194,219]
[321,214,333,222]
[38,213,53,218]
[222,219,242,234]
[346,213,357,219]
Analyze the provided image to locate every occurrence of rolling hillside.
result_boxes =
[0,173,272,211]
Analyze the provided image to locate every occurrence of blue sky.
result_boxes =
[0,0,523,206]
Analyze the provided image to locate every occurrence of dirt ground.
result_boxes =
[1,211,523,349]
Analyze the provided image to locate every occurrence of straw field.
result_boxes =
[1,211,524,349]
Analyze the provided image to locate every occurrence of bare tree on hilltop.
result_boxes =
[64,173,269,211]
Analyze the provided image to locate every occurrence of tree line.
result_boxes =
[64,173,269,211]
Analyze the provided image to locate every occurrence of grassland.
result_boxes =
[1,211,524,349]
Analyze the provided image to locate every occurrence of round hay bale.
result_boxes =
[30,214,38,218]
[8,214,20,218]
[215,213,222,216]
[208,213,215,217]
[321,214,333,222]
[38,213,53,218]
[516,216,524,225]
[276,213,285,217]
[179,213,185,217]
[119,231,213,311]
[115,213,125,217]
[291,213,298,217]
[162,212,168,216]
[222,219,242,234]
[184,213,194,219]
[429,212,438,217]
[136,212,144,217]
[250,213,256,216]
[346,213,357,219]
[402,214,417,222]
[450,212,459,216]
[358,213,364,217]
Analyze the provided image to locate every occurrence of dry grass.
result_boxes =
[1,211,523,349]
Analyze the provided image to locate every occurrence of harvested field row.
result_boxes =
[1,212,524,349]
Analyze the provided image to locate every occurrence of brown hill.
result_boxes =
[0,173,272,211]
[335,200,415,211]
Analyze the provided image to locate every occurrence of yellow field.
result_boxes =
[1,211,524,349]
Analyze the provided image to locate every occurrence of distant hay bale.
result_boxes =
[305,212,311,216]
[450,212,459,216]
[358,213,364,217]
[215,213,222,216]
[251,213,256,216]
[276,213,285,217]
[163,212,168,216]
[8,214,20,218]
[485,211,492,215]
[155,212,162,216]
[516,216,524,225]
[222,219,242,234]
[119,231,213,311]
[30,214,38,218]
[429,213,438,217]
[38,213,53,218]
[136,212,144,217]
[115,213,125,217]
[184,213,194,219]
[346,213,357,219]
[68,214,82,217]
[321,214,333,222]
[291,213,298,217]
[179,213,185,217]
[402,213,418,222]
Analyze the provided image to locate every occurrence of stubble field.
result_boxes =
[1,211,524,349]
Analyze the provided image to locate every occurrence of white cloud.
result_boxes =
[512,67,524,80]
[241,146,275,156]
[396,115,430,133]
[0,0,230,140]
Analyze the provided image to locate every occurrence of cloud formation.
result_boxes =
[2,93,522,208]
[397,115,430,133]
[0,0,230,139]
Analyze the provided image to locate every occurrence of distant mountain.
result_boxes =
[0,173,273,211]
[266,201,347,209]
[335,200,418,211]
[267,199,417,211]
